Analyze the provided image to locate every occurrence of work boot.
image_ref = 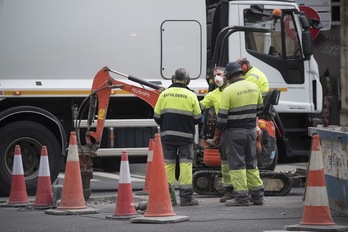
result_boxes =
[225,192,250,206]
[180,197,199,206]
[252,199,264,205]
[219,187,234,203]
[225,199,249,207]
[250,188,264,206]
[179,188,199,206]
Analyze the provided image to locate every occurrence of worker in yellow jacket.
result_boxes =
[200,67,234,203]
[213,62,264,206]
[154,68,202,206]
[237,58,269,95]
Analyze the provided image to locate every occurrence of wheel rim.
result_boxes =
[5,137,41,181]
[193,173,213,193]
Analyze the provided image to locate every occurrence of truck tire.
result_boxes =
[0,121,63,196]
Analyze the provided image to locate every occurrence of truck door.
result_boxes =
[240,6,318,114]
[238,5,322,157]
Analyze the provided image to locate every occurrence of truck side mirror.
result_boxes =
[302,30,312,59]
[299,14,313,59]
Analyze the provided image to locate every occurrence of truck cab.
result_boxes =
[207,0,323,158]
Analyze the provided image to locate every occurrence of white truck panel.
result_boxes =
[0,0,207,90]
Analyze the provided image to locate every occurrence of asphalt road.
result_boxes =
[1,162,348,232]
[1,187,348,232]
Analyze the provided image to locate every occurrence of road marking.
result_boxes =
[93,171,145,182]
[58,172,145,182]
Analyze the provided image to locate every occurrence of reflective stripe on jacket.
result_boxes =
[216,79,263,130]
[154,82,202,144]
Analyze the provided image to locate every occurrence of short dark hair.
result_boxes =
[174,68,189,81]
[212,66,225,73]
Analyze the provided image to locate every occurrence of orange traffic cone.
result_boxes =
[300,134,334,225]
[285,134,348,231]
[6,145,30,206]
[58,131,87,210]
[107,150,137,219]
[144,134,175,217]
[136,139,154,195]
[131,133,189,223]
[33,146,53,209]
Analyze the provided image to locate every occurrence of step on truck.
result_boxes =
[0,0,322,196]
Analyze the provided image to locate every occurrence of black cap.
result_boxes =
[225,62,243,79]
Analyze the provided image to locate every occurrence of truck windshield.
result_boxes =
[244,11,301,59]
[243,8,304,84]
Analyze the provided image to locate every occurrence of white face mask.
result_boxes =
[214,75,224,87]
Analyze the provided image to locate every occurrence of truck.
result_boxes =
[0,0,322,196]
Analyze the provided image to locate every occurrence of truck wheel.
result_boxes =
[0,121,63,196]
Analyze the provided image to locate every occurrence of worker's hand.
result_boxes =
[212,128,223,147]
[212,135,221,147]
[206,128,223,147]
[205,137,220,147]
[256,126,262,139]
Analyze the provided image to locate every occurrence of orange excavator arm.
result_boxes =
[84,66,163,153]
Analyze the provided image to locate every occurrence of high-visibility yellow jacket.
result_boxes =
[243,66,269,93]
[216,78,263,130]
[154,82,202,144]
[199,87,223,114]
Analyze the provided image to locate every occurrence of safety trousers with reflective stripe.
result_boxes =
[165,162,192,188]
[230,168,263,192]
[219,135,232,187]
[221,161,232,187]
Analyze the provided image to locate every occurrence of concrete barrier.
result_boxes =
[308,126,348,214]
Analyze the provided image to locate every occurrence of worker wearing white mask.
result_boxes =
[199,66,233,203]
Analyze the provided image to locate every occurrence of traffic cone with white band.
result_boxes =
[136,139,154,195]
[285,134,348,231]
[144,133,175,217]
[299,134,334,225]
[33,146,53,208]
[58,131,86,210]
[107,150,137,219]
[131,133,189,223]
[6,145,30,206]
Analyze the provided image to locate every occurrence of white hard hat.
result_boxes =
[214,75,224,87]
